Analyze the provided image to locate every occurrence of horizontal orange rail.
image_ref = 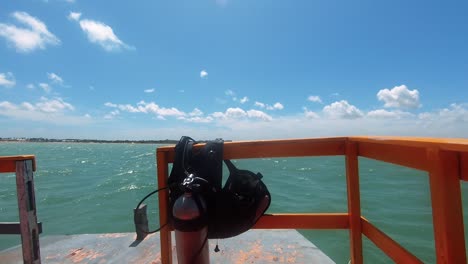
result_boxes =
[350,136,468,152]
[158,137,346,162]
[0,155,36,173]
[357,141,429,171]
[254,213,349,229]
[157,136,468,264]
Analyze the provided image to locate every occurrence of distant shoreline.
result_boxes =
[0,138,179,144]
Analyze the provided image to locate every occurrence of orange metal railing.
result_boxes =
[156,136,468,264]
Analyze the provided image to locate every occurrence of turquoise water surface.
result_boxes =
[1,142,467,263]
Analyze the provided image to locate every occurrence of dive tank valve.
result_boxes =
[172,175,210,264]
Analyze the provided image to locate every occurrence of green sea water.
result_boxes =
[1,142,467,263]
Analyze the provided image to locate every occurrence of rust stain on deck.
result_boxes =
[66,247,105,263]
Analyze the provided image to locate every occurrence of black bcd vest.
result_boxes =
[168,136,271,239]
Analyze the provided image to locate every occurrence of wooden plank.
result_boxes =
[0,155,36,173]
[16,159,41,264]
[158,137,346,162]
[253,213,349,229]
[361,218,423,264]
[0,222,42,234]
[156,150,172,264]
[358,141,429,172]
[427,149,467,263]
[346,141,363,264]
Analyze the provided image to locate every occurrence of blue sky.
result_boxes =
[0,0,467,140]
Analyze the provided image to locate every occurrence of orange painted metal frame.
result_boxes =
[0,155,41,264]
[0,155,36,173]
[156,136,468,263]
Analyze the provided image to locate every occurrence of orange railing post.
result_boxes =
[0,156,41,264]
[157,150,172,264]
[345,141,363,264]
[427,148,467,263]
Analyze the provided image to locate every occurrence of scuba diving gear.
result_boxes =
[173,191,209,264]
[168,136,271,239]
[134,136,271,260]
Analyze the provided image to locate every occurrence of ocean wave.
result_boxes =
[131,152,153,158]
[118,184,140,192]
[115,170,134,176]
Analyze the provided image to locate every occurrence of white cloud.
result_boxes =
[418,104,468,123]
[21,102,35,111]
[70,13,131,52]
[122,109,468,141]
[80,19,129,51]
[47,72,63,84]
[0,72,15,87]
[7,99,463,140]
[211,112,224,119]
[144,88,155,93]
[254,101,283,110]
[137,101,185,117]
[240,97,248,104]
[0,101,17,111]
[117,104,140,113]
[104,110,120,120]
[303,107,319,119]
[367,109,413,119]
[377,85,420,109]
[254,101,265,108]
[308,95,322,103]
[367,109,400,119]
[0,97,86,126]
[200,70,208,79]
[39,83,51,93]
[270,102,284,110]
[211,107,272,121]
[0,11,60,53]
[189,108,203,116]
[67,12,81,21]
[180,116,214,123]
[36,97,74,113]
[26,83,35,89]
[104,102,117,107]
[246,109,273,121]
[225,107,247,119]
[323,100,363,119]
[211,109,242,120]
[105,101,186,118]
